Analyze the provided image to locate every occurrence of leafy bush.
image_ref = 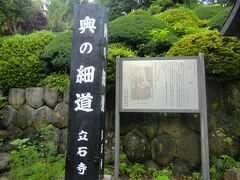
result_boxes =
[128,9,150,16]
[0,31,54,92]
[9,124,65,179]
[194,4,225,20]
[167,31,240,80]
[155,7,206,27]
[139,28,178,56]
[210,155,240,179]
[149,167,173,180]
[208,6,232,29]
[41,31,72,73]
[107,44,136,94]
[37,73,70,93]
[147,5,163,15]
[109,15,169,49]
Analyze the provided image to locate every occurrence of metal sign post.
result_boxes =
[114,54,210,180]
[65,4,108,180]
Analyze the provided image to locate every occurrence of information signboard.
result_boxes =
[115,55,210,180]
[65,4,107,180]
[120,58,200,112]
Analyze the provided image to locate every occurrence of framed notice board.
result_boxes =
[114,54,210,180]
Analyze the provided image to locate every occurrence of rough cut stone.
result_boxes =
[151,134,176,166]
[51,125,61,145]
[22,127,36,138]
[209,128,240,158]
[224,168,240,180]
[7,123,22,139]
[0,105,18,129]
[144,160,160,170]
[63,88,70,103]
[226,82,240,111]
[176,130,200,168]
[0,153,10,172]
[217,106,240,137]
[104,131,115,163]
[33,106,54,129]
[25,87,44,109]
[59,128,68,154]
[123,129,151,163]
[43,88,63,109]
[134,113,159,139]
[8,88,25,109]
[53,102,68,129]
[159,114,187,138]
[14,105,34,129]
[172,161,192,175]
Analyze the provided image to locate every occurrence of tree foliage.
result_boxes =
[193,4,225,20]
[109,15,169,49]
[41,31,72,73]
[167,31,240,80]
[0,31,54,92]
[0,0,47,35]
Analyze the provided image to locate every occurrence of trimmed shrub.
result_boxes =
[128,9,150,16]
[0,31,54,92]
[147,5,163,15]
[208,7,232,29]
[155,7,206,27]
[41,31,72,73]
[167,31,240,80]
[37,73,70,93]
[107,44,137,93]
[109,15,169,49]
[194,5,225,20]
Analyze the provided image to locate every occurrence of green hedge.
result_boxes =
[167,31,240,80]
[155,7,206,27]
[109,15,169,49]
[41,31,72,73]
[194,5,225,20]
[0,31,54,91]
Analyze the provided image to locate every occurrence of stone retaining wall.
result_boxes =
[1,81,240,173]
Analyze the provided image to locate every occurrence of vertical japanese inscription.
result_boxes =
[65,4,107,180]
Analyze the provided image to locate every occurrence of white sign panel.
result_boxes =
[121,59,199,111]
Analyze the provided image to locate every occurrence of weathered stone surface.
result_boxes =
[33,106,54,129]
[14,105,34,129]
[176,130,200,168]
[134,113,159,139]
[226,82,240,111]
[25,87,44,109]
[144,160,160,170]
[151,134,176,166]
[183,114,200,133]
[123,129,151,163]
[59,128,68,154]
[104,131,115,163]
[8,88,25,109]
[120,113,135,135]
[217,106,240,137]
[209,128,240,158]
[224,168,240,180]
[43,88,62,109]
[51,125,61,145]
[0,105,18,129]
[63,88,69,103]
[172,161,192,175]
[0,153,10,172]
[159,114,187,138]
[22,127,36,138]
[206,81,224,111]
[53,102,68,129]
[6,123,22,139]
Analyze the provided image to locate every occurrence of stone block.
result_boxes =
[43,88,62,109]
[25,87,44,109]
[14,105,34,129]
[8,88,25,109]
[53,102,68,129]
[33,106,54,129]
[0,105,18,129]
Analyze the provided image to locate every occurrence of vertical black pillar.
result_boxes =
[65,4,108,180]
